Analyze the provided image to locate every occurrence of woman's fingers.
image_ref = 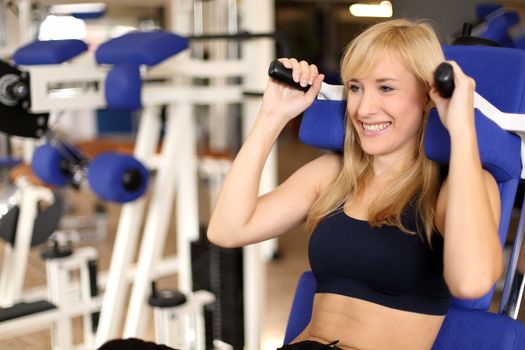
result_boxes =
[277,57,320,89]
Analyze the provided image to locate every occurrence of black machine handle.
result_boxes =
[268,59,309,92]
[434,62,455,99]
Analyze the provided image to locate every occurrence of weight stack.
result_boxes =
[192,227,244,350]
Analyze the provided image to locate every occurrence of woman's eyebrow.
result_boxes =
[376,78,398,83]
[348,77,399,83]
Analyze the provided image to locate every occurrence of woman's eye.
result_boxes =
[380,85,393,92]
[349,84,361,92]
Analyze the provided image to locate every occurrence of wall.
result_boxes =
[392,0,491,42]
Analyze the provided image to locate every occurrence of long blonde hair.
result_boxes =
[306,19,445,245]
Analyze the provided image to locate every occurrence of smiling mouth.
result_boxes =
[362,122,392,132]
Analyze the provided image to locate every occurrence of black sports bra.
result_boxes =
[308,209,451,315]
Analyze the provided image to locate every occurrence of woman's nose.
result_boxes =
[356,91,379,117]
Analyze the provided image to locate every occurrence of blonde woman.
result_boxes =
[208,19,502,350]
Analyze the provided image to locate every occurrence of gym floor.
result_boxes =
[1,128,524,349]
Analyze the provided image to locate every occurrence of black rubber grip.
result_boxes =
[434,62,455,98]
[268,59,309,92]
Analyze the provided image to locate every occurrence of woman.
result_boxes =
[207,19,503,350]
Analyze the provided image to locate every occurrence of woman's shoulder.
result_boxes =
[307,152,342,175]
[301,152,343,191]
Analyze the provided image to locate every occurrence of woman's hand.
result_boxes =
[260,58,324,123]
[429,60,476,138]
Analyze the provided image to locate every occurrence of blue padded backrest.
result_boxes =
[95,31,188,66]
[13,39,88,65]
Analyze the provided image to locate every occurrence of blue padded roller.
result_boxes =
[95,31,189,66]
[87,152,149,203]
[13,40,88,65]
[104,64,142,110]
[31,144,69,186]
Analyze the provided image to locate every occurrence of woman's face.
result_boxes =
[346,52,427,161]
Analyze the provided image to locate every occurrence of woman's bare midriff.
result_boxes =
[291,293,445,350]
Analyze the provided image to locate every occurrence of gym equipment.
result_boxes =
[0,181,64,309]
[31,133,149,203]
[0,2,276,347]
[0,243,101,350]
[148,282,215,349]
[279,45,525,348]
[474,8,520,48]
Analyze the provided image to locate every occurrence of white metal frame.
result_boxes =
[152,290,215,350]
[0,181,53,307]
[0,247,100,350]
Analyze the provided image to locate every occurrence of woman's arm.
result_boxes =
[207,59,329,248]
[431,61,503,299]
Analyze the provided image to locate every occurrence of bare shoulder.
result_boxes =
[307,152,342,172]
[299,152,342,188]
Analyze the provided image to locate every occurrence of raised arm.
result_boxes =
[207,59,330,248]
[431,61,503,299]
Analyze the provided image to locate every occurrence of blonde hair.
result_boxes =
[306,19,445,245]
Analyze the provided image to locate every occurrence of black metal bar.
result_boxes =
[187,31,291,57]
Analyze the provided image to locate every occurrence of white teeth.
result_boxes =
[362,122,391,132]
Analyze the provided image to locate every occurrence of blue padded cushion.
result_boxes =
[31,144,70,186]
[87,152,149,203]
[13,39,88,65]
[95,31,188,66]
[432,305,525,349]
[424,109,521,183]
[72,10,105,20]
[105,65,142,110]
[283,271,317,345]
[299,100,345,152]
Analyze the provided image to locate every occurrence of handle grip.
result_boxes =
[434,62,455,98]
[268,59,310,92]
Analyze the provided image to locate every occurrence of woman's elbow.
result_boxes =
[447,269,502,300]
[206,226,243,249]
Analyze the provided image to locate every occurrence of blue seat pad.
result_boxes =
[13,39,88,65]
[95,31,189,66]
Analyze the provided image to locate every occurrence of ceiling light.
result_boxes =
[349,1,393,18]
[50,3,106,16]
